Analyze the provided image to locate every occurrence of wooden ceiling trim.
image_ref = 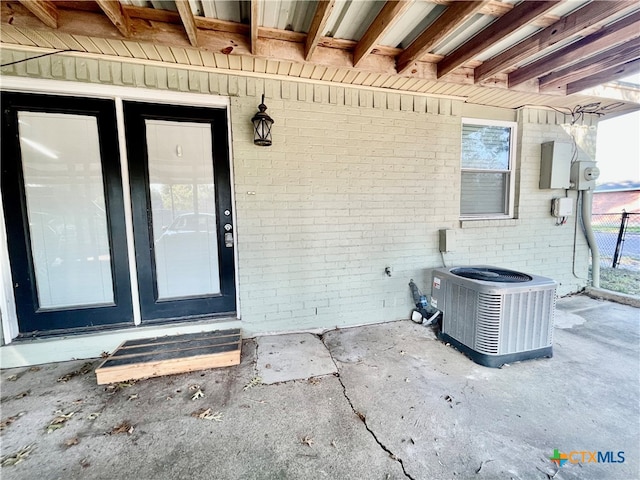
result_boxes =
[250,0,258,55]
[437,0,560,79]
[72,35,103,54]
[95,0,130,38]
[305,0,335,61]
[567,58,640,95]
[353,0,413,68]
[175,0,199,47]
[509,10,640,88]
[397,0,489,75]
[475,1,638,83]
[17,0,57,29]
[539,38,640,92]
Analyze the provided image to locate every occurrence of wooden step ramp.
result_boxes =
[95,328,242,385]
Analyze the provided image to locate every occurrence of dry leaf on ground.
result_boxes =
[191,389,204,400]
[1,412,25,431]
[243,376,262,391]
[104,380,136,394]
[46,411,75,433]
[191,408,223,421]
[111,421,134,435]
[1,445,33,467]
[301,436,314,447]
[57,362,94,382]
[64,437,79,447]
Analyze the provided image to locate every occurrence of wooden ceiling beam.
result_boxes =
[539,38,640,92]
[567,58,640,95]
[475,1,638,83]
[509,10,640,88]
[396,1,489,75]
[437,0,561,78]
[17,0,57,29]
[175,0,199,47]
[305,0,335,61]
[95,0,130,37]
[250,0,259,55]
[353,0,412,68]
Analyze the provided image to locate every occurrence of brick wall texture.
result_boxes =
[1,51,599,334]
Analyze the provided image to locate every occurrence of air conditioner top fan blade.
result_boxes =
[451,267,532,283]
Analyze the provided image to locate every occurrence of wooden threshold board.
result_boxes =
[95,328,242,385]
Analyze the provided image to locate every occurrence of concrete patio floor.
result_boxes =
[0,295,638,480]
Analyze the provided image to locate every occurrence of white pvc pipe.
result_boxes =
[581,190,600,288]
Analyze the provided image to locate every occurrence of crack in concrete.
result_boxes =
[320,334,416,480]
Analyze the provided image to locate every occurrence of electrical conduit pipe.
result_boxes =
[581,190,600,288]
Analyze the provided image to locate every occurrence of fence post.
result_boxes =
[612,211,629,268]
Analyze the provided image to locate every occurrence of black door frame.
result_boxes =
[123,101,236,322]
[1,92,134,334]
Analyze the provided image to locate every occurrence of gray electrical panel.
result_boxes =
[539,141,571,189]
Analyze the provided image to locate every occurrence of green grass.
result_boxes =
[598,267,640,296]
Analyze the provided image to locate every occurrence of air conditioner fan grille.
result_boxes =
[451,267,531,283]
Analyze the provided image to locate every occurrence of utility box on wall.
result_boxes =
[570,161,600,190]
[540,141,571,189]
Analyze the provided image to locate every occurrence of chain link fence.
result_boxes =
[592,212,640,272]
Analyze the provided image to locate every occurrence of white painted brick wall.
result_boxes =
[231,91,593,334]
[0,50,596,336]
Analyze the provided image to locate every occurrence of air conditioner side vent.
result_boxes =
[475,293,501,354]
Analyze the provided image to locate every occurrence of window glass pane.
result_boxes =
[460,172,508,215]
[462,124,511,170]
[18,111,114,309]
[146,120,221,299]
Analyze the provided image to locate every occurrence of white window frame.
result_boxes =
[460,117,517,220]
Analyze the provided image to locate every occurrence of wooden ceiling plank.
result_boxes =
[539,39,640,91]
[438,0,561,78]
[175,0,199,47]
[509,10,640,88]
[353,0,413,68]
[567,58,640,95]
[251,0,259,55]
[95,0,131,37]
[397,1,489,74]
[18,0,57,29]
[124,5,180,24]
[475,1,638,83]
[305,0,335,61]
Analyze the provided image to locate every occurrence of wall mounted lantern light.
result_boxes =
[251,94,274,146]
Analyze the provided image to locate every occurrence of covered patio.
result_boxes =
[1,295,638,479]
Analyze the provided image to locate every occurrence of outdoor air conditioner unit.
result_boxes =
[430,266,556,368]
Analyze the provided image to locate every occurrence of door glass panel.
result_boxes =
[18,111,114,309]
[145,120,220,299]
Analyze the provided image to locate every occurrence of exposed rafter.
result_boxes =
[175,0,199,48]
[17,0,57,29]
[250,0,259,55]
[567,58,640,95]
[95,0,130,37]
[437,0,560,78]
[397,1,489,75]
[0,0,638,107]
[305,0,335,62]
[540,39,640,92]
[354,1,413,68]
[475,1,638,83]
[509,10,640,88]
